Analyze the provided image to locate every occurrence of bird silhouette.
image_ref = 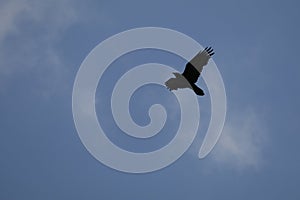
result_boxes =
[165,47,214,96]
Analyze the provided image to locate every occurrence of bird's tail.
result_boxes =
[190,83,205,96]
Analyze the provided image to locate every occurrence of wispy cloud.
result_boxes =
[209,108,268,170]
[0,0,79,95]
[0,0,28,43]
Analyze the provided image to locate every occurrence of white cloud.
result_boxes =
[209,108,268,170]
[0,0,79,95]
[0,0,28,43]
[0,0,77,43]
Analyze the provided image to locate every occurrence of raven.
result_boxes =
[165,47,214,96]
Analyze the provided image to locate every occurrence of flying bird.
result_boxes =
[165,47,214,96]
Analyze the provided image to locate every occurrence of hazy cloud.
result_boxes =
[210,108,268,170]
[0,0,79,95]
[0,0,28,43]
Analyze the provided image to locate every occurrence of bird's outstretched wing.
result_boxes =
[190,47,214,74]
[182,47,214,83]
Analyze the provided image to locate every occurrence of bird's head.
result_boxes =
[172,72,182,78]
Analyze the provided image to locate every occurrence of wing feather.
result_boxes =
[182,62,200,84]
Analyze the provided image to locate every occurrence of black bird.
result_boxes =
[165,47,214,96]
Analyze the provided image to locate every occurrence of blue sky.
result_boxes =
[1,0,300,199]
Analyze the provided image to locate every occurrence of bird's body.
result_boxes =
[165,47,214,96]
